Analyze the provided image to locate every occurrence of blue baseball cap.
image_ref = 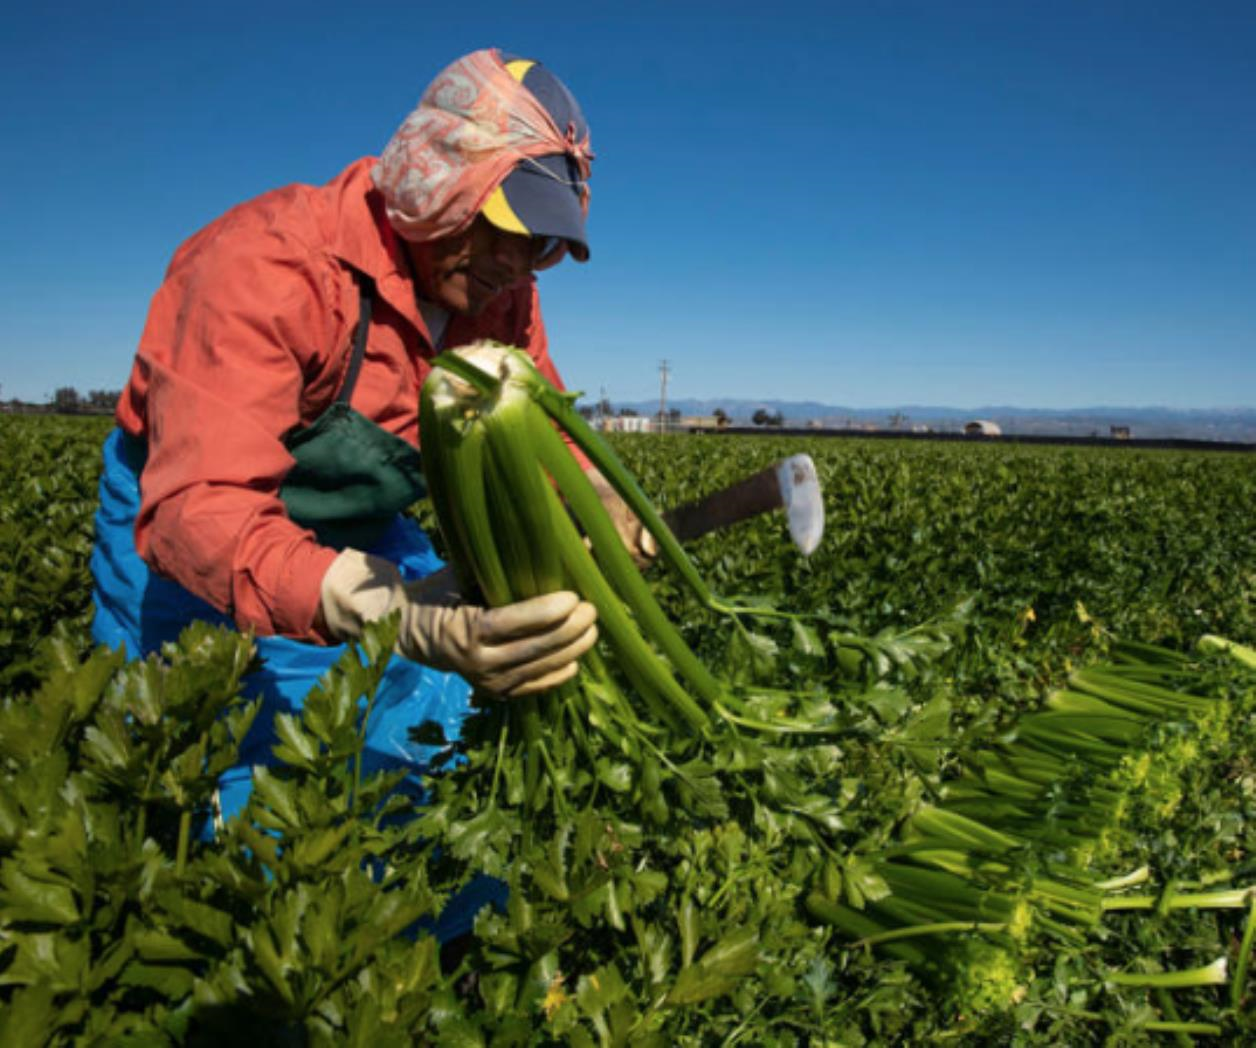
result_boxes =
[480,54,592,264]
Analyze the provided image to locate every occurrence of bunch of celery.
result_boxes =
[419,344,838,808]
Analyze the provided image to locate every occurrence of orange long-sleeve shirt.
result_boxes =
[117,157,577,643]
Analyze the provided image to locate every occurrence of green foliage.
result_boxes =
[0,416,112,687]
[617,434,1256,663]
[4,417,1256,1044]
[0,619,457,1045]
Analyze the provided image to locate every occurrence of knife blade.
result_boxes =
[659,453,825,555]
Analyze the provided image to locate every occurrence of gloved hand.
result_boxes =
[319,550,598,697]
[584,468,658,566]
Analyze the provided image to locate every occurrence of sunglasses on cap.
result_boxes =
[531,235,567,269]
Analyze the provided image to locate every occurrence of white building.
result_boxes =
[599,415,653,433]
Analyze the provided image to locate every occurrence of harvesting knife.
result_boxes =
[659,454,825,555]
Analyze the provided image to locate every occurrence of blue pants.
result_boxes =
[90,428,502,941]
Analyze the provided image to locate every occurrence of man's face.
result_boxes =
[407,216,546,316]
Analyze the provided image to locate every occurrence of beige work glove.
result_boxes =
[584,468,658,566]
[319,550,598,697]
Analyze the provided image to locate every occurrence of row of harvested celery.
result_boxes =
[807,636,1256,1028]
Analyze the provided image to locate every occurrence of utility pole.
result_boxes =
[658,359,670,434]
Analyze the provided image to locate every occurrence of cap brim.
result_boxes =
[498,155,590,262]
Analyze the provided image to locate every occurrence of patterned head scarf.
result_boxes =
[372,49,593,259]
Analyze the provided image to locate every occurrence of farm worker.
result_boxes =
[90,49,646,940]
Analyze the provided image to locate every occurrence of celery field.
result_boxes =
[3,411,1256,1045]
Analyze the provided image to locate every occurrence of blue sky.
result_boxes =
[2,1,1252,409]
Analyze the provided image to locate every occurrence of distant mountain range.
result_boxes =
[590,399,1256,443]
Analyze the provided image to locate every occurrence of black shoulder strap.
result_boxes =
[335,274,375,406]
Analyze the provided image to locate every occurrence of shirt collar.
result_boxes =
[327,157,431,344]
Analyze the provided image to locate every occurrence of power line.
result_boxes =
[658,359,670,434]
